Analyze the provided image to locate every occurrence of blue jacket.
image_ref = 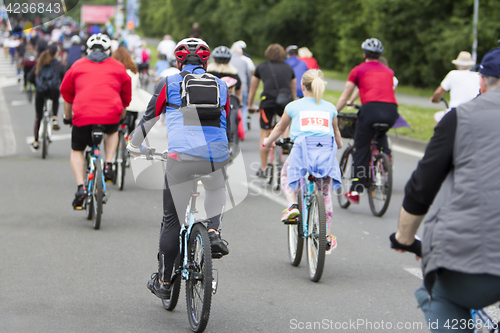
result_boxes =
[285,57,308,98]
[287,136,341,190]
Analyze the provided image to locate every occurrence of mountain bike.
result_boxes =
[112,122,129,191]
[80,126,108,230]
[337,110,393,217]
[134,148,218,333]
[39,99,53,159]
[279,138,329,282]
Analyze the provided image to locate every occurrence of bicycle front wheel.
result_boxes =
[337,147,354,208]
[288,184,304,266]
[162,254,182,311]
[116,134,127,190]
[272,146,282,191]
[368,153,392,217]
[307,189,326,282]
[186,223,212,333]
[92,161,103,229]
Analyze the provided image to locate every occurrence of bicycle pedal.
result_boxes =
[283,217,299,225]
[211,252,224,259]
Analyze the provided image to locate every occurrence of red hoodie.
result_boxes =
[61,54,132,127]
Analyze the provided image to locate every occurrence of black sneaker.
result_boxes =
[72,186,87,209]
[208,231,229,257]
[256,169,267,179]
[104,163,115,183]
[147,273,171,299]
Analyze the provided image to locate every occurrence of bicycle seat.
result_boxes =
[91,125,105,145]
[372,123,390,132]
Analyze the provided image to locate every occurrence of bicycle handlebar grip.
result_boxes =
[389,233,422,257]
[63,118,72,125]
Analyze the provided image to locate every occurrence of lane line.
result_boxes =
[392,144,424,159]
[0,83,17,157]
[25,133,71,144]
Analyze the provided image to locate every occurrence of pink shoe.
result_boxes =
[345,191,359,204]
[326,235,337,255]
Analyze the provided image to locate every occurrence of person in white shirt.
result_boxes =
[431,51,480,124]
[157,34,176,62]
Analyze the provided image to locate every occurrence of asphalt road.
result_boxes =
[0,51,432,333]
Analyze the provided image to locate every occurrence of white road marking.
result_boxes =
[392,144,424,159]
[12,100,29,106]
[247,181,288,206]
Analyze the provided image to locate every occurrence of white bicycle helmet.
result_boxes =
[86,33,111,53]
[361,38,384,54]
[174,38,210,65]
[70,35,81,45]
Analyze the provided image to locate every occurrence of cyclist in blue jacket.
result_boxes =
[128,38,230,300]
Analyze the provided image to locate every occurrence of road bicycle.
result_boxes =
[337,110,393,217]
[134,148,219,333]
[39,99,53,159]
[112,122,129,191]
[79,126,108,230]
[279,138,329,282]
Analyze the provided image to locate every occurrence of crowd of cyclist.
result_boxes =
[4,16,500,331]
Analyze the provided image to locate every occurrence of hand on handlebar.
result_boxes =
[248,104,258,114]
[63,117,72,126]
[389,232,422,258]
[127,142,148,156]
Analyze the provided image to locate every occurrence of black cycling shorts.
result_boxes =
[71,124,119,151]
[259,106,284,130]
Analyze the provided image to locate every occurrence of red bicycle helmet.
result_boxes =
[174,38,211,65]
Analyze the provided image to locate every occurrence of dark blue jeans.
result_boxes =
[415,269,500,332]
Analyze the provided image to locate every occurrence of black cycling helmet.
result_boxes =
[212,46,231,64]
[174,38,210,65]
[361,38,384,54]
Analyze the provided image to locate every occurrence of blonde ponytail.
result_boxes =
[301,69,326,104]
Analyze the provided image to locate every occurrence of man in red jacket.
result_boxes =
[61,33,132,209]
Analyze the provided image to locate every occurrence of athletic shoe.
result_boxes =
[147,273,171,299]
[256,168,267,178]
[326,235,337,255]
[104,163,115,183]
[30,142,39,151]
[208,230,229,256]
[281,204,299,223]
[72,186,87,209]
[345,191,360,204]
[52,118,60,130]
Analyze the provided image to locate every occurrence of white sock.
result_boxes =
[289,202,298,209]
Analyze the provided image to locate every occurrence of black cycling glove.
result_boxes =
[389,233,422,257]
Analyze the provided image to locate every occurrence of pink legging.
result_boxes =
[281,157,333,234]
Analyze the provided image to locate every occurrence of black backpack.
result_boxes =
[36,64,60,93]
[168,68,224,127]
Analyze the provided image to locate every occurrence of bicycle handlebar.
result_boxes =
[275,137,294,146]
[440,97,449,109]
[130,147,169,161]
[389,233,422,257]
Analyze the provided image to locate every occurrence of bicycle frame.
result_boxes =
[86,144,107,203]
[298,176,315,237]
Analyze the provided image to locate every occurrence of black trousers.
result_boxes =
[34,89,60,141]
[350,102,399,192]
[158,155,229,282]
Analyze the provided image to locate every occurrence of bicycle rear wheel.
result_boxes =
[337,146,354,208]
[307,189,326,282]
[162,254,182,311]
[41,114,49,159]
[115,133,127,190]
[186,223,212,333]
[85,152,94,220]
[368,153,392,217]
[92,161,103,229]
[288,184,304,266]
[26,85,33,103]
